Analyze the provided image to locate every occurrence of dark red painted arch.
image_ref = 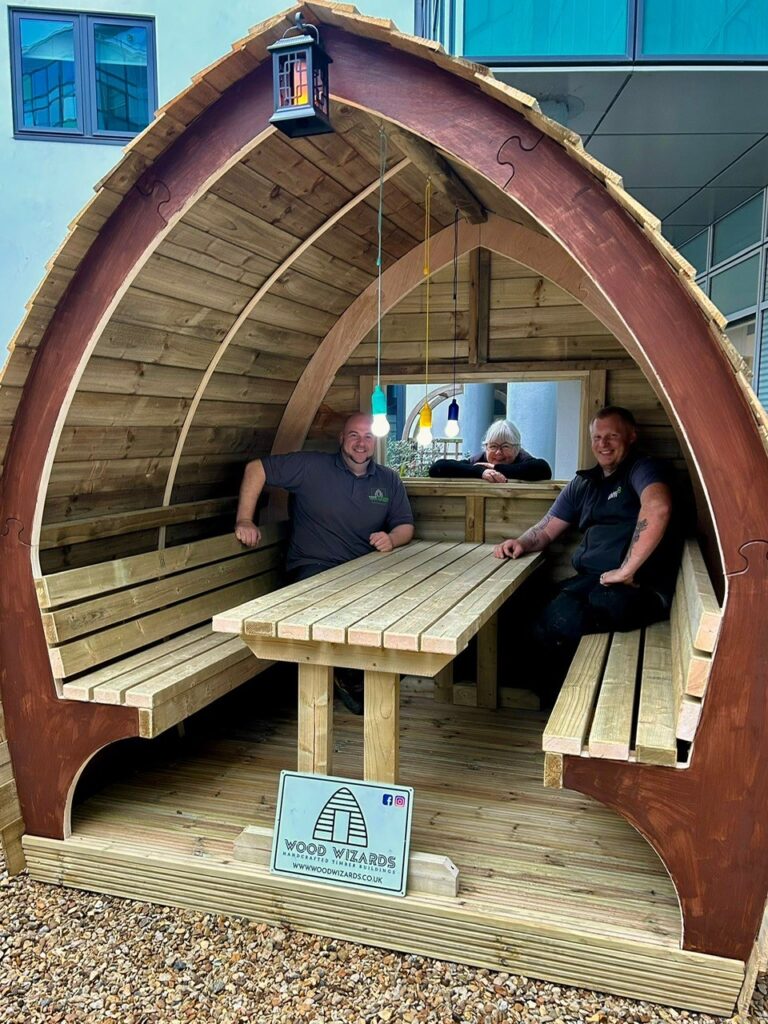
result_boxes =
[1,24,766,962]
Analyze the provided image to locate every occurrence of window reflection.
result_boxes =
[19,17,77,130]
[94,23,149,133]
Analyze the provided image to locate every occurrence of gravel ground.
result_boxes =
[1,853,766,1024]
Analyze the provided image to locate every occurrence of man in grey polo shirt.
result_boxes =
[235,412,415,712]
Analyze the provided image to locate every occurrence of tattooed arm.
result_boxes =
[493,511,571,559]
[600,482,672,586]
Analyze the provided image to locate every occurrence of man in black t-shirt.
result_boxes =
[494,406,679,704]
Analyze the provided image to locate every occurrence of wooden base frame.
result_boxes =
[1,9,768,972]
[21,696,747,1016]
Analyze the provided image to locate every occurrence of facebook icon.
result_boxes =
[382,793,393,806]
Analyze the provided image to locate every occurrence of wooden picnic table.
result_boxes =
[213,541,542,784]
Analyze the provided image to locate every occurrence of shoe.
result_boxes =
[334,674,364,715]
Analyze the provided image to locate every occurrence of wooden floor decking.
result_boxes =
[23,680,745,1015]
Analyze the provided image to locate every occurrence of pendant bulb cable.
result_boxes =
[371,126,390,438]
[417,178,433,447]
[445,209,461,439]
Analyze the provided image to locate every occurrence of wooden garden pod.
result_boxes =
[1,2,768,1014]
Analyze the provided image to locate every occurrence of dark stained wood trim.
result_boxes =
[0,63,275,839]
[320,29,768,961]
[1,25,767,964]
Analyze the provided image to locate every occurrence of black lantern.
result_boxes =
[267,13,333,138]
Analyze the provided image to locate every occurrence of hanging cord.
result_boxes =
[452,208,459,396]
[376,126,388,388]
[423,177,432,402]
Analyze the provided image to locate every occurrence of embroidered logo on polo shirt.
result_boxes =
[368,488,389,504]
[608,485,623,501]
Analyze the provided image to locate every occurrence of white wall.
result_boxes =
[0,0,414,350]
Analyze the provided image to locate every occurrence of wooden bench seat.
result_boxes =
[543,539,722,769]
[34,524,286,738]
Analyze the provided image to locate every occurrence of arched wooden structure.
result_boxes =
[2,3,768,1013]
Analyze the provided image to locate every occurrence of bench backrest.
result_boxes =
[543,538,722,764]
[671,538,722,743]
[34,524,287,684]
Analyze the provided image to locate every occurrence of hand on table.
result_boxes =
[235,520,261,547]
[369,531,394,552]
[494,538,524,559]
[481,468,507,483]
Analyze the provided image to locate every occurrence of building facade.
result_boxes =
[0,0,414,350]
[416,0,768,404]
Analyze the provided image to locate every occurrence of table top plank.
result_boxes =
[212,552,373,634]
[419,552,544,654]
[310,542,474,643]
[347,545,491,648]
[216,543,543,657]
[278,542,459,641]
[383,548,515,651]
[243,543,435,638]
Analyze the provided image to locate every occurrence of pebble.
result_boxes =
[1,850,766,1024]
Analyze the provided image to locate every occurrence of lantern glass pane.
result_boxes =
[313,65,328,113]
[278,50,310,107]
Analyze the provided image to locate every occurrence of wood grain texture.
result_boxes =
[364,671,400,783]
[2,16,767,969]
[297,664,333,775]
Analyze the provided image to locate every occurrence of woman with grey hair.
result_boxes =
[429,418,551,482]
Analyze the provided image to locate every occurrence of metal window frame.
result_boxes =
[461,0,637,65]
[427,0,768,65]
[9,7,157,145]
[9,8,85,137]
[85,13,157,140]
[635,0,768,63]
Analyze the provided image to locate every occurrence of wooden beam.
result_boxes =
[364,670,399,783]
[476,612,498,709]
[297,663,333,775]
[468,248,491,366]
[580,369,606,469]
[388,127,486,224]
[233,826,460,897]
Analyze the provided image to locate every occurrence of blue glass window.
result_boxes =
[18,16,79,130]
[463,0,629,60]
[641,0,768,58]
[712,193,763,266]
[93,22,150,133]
[10,10,156,142]
[679,230,708,274]
[710,254,760,317]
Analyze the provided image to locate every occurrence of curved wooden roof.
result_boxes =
[4,0,768,971]
[1,0,765,547]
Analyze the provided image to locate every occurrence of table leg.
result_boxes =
[364,670,400,784]
[476,612,498,709]
[433,662,454,703]
[297,663,333,775]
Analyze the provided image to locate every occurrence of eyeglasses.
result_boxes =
[485,443,517,453]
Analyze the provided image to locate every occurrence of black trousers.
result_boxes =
[532,573,666,705]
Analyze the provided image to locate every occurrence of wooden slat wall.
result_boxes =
[10,107,686,571]
[606,367,684,467]
[37,124,457,529]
